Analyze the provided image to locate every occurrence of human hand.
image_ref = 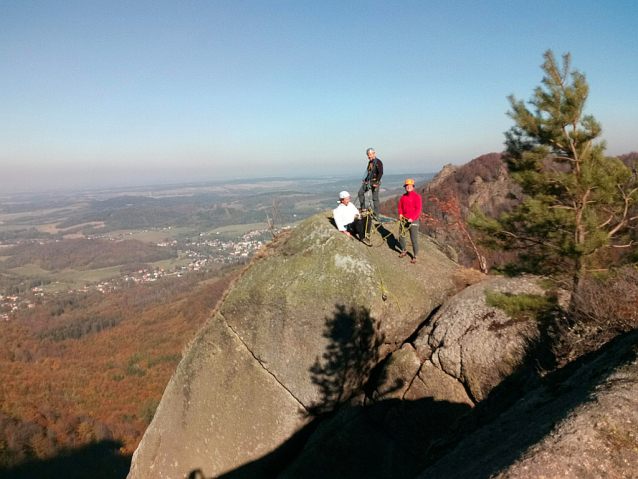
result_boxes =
[344,231,351,237]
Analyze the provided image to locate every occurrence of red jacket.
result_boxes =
[398,191,422,222]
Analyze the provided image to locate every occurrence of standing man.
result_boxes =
[334,191,372,245]
[398,179,422,264]
[357,148,384,216]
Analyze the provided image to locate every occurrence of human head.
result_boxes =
[339,190,351,204]
[404,178,415,192]
[366,148,376,161]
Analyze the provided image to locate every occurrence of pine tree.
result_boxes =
[470,50,637,298]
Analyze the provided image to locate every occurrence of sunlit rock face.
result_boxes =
[127,212,459,479]
[127,212,626,479]
[418,330,638,479]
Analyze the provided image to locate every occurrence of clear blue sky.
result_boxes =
[1,0,637,192]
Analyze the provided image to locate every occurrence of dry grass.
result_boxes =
[452,266,488,292]
[557,266,638,364]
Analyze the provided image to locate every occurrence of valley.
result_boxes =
[0,172,433,477]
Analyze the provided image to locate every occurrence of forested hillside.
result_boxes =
[0,264,241,475]
[1,239,175,271]
[381,151,638,270]
[380,152,520,269]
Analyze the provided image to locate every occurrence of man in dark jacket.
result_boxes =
[357,148,384,216]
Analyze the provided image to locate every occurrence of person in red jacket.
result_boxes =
[398,178,422,263]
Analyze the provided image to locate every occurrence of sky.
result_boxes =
[1,1,637,193]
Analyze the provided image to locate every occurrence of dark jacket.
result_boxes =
[363,158,384,184]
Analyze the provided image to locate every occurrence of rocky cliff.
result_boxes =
[128,212,638,479]
[127,212,461,478]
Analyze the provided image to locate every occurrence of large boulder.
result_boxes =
[274,276,551,478]
[416,275,551,402]
[418,329,638,479]
[128,212,459,479]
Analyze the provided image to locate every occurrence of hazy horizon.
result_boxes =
[2,1,637,194]
[0,166,439,197]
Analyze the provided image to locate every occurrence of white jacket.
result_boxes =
[333,202,359,231]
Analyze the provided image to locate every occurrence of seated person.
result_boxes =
[334,191,372,244]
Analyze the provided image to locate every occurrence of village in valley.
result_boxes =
[0,173,428,323]
[0,227,276,322]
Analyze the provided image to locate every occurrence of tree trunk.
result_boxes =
[568,258,585,316]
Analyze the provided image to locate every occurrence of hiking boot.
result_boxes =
[411,257,418,264]
[362,238,372,247]
[399,251,407,258]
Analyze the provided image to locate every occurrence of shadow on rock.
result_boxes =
[0,440,131,479]
[213,397,472,479]
[307,304,395,415]
[375,223,402,252]
[193,295,638,479]
[420,328,638,478]
[210,305,470,479]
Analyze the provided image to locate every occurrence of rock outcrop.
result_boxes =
[127,210,638,479]
[272,276,552,478]
[418,329,638,479]
[128,212,460,479]
[415,275,550,403]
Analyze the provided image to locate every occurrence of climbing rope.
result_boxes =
[397,217,413,239]
[357,210,401,311]
[364,245,401,311]
[363,209,396,244]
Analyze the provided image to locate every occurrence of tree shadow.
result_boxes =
[307,304,396,415]
[209,305,470,479]
[374,223,402,252]
[0,440,131,479]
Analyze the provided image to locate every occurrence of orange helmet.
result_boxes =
[404,178,415,186]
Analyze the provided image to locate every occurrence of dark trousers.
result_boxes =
[357,182,381,216]
[347,216,372,241]
[399,220,419,256]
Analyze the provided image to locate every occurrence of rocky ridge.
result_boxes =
[128,212,461,478]
[128,211,638,479]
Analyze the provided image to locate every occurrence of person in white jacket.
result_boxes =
[333,191,372,245]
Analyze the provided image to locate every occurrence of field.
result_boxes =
[5,252,193,293]
[104,228,191,243]
[147,253,192,271]
[0,207,74,223]
[202,221,270,235]
[8,264,124,292]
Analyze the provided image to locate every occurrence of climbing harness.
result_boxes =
[398,217,413,239]
[358,157,380,211]
[363,156,379,189]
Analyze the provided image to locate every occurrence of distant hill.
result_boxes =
[380,152,521,268]
[618,151,638,169]
[381,150,638,269]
